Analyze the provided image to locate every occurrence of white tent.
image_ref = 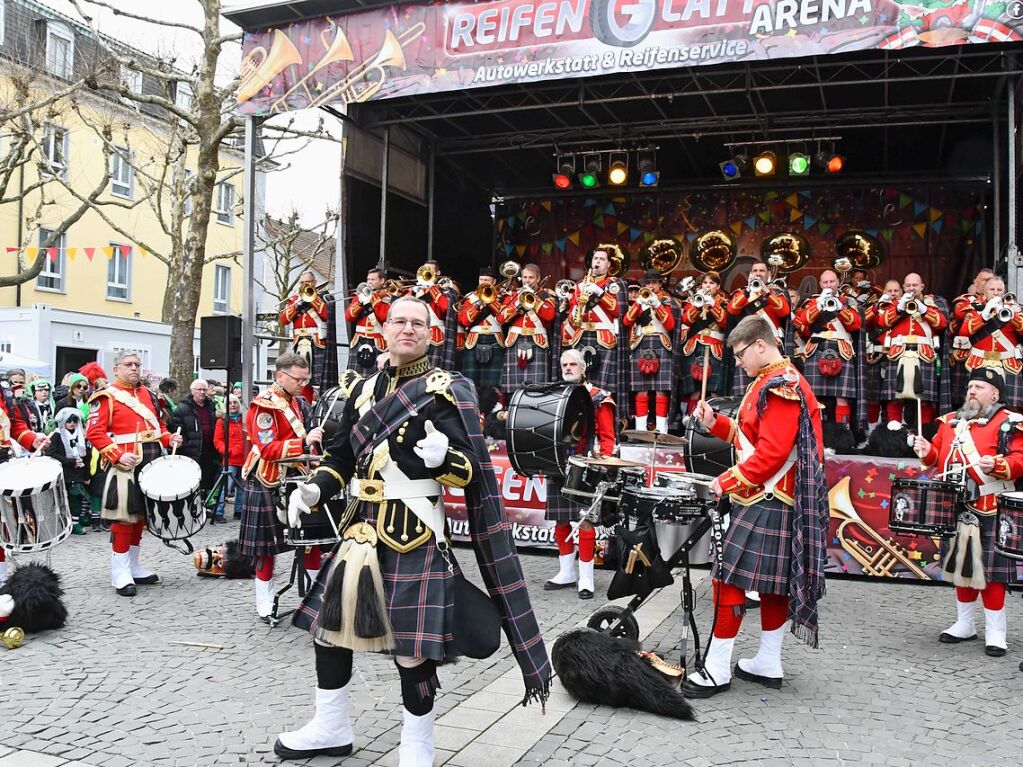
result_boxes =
[0,351,51,378]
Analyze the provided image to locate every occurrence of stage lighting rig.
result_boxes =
[552,155,575,189]
[637,148,659,187]
[608,151,629,186]
[720,153,749,180]
[579,154,602,189]
[753,150,777,176]
[788,152,810,176]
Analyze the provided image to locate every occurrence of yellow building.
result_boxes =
[0,0,247,360]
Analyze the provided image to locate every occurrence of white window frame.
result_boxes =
[0,3,7,47]
[45,21,74,79]
[213,265,231,314]
[111,344,151,371]
[175,82,192,112]
[36,228,66,293]
[120,64,142,95]
[106,242,131,302]
[110,147,133,198]
[41,124,68,179]
[214,181,235,225]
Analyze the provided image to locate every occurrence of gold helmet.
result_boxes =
[761,232,811,273]
[835,230,884,270]
[640,238,685,275]
[691,230,737,272]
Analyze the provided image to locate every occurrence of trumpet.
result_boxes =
[748,277,766,293]
[269,26,355,111]
[238,29,304,105]
[555,279,575,301]
[820,294,842,313]
[691,290,711,309]
[998,304,1015,323]
[299,282,320,302]
[830,477,929,579]
[518,288,539,312]
[638,287,661,306]
[355,282,372,302]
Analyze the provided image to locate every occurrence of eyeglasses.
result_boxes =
[280,370,311,386]
[733,343,756,363]
[388,318,428,331]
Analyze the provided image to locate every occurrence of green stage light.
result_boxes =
[789,152,810,176]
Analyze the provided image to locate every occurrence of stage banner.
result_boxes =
[237,0,1023,115]
[443,443,955,581]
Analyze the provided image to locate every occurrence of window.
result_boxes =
[41,124,68,178]
[36,228,66,292]
[214,181,235,225]
[120,65,142,94]
[107,243,131,301]
[175,82,192,112]
[0,3,6,47]
[45,22,74,79]
[110,147,133,198]
[111,344,150,370]
[213,265,230,314]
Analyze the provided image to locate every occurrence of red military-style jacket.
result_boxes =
[407,284,449,348]
[573,383,616,458]
[793,293,862,361]
[623,290,675,351]
[710,358,823,506]
[960,303,1023,375]
[679,294,728,360]
[564,274,620,350]
[877,295,947,362]
[0,394,38,453]
[281,292,329,349]
[726,285,790,342]
[344,291,390,351]
[950,292,982,365]
[241,383,309,487]
[496,289,556,349]
[86,381,173,465]
[920,407,1023,514]
[457,291,506,349]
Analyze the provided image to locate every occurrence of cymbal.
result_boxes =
[621,430,688,447]
[584,456,646,467]
[273,454,321,464]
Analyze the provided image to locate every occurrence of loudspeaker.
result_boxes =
[200,315,242,370]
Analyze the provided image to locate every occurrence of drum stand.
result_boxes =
[269,546,314,628]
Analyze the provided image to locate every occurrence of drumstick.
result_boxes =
[916,397,923,435]
[32,429,59,456]
[167,640,225,650]
[171,427,182,456]
[700,345,711,402]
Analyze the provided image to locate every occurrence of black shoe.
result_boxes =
[259,615,271,625]
[134,574,159,585]
[116,583,137,597]
[578,588,594,600]
[986,645,1007,657]
[543,579,576,591]
[939,632,978,643]
[744,596,761,610]
[273,738,352,760]
[682,674,731,699]
[733,663,783,689]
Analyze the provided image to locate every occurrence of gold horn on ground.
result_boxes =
[690,230,736,272]
[829,477,929,579]
[237,29,304,104]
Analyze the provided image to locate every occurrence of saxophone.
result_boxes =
[571,269,594,329]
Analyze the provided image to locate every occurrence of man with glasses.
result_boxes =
[239,353,324,622]
[274,296,550,764]
[86,351,182,596]
[683,315,826,698]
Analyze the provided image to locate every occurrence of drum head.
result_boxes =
[507,384,595,478]
[0,456,62,496]
[684,396,740,476]
[139,455,202,501]
[311,385,351,443]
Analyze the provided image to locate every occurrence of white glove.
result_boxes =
[583,282,603,298]
[648,295,662,308]
[897,294,910,312]
[0,594,13,618]
[815,295,827,311]
[982,297,1001,321]
[414,419,449,469]
[286,483,321,529]
[680,276,696,293]
[358,292,372,306]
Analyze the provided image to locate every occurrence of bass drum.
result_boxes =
[310,379,354,443]
[684,396,740,476]
[507,383,595,478]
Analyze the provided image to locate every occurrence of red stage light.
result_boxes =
[553,173,572,189]
[827,155,844,173]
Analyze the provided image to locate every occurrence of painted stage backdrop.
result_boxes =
[444,445,960,581]
[494,186,984,301]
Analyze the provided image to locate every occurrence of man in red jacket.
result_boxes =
[0,386,48,586]
[280,271,330,402]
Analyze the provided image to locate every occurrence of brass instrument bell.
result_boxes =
[477,283,498,305]
[640,238,685,275]
[237,29,304,104]
[835,230,884,270]
[761,232,811,273]
[416,265,436,285]
[592,243,629,278]
[299,282,319,302]
[519,288,539,312]
[691,230,737,272]
[2,626,24,650]
[555,279,575,300]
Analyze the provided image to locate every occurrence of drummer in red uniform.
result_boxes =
[685,316,826,697]
[239,353,324,623]
[86,351,181,596]
[912,367,1023,657]
[0,385,48,587]
[544,349,617,600]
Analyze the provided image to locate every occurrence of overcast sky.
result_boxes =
[39,0,342,228]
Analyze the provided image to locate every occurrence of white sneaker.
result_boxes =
[735,623,787,688]
[274,686,354,759]
[939,598,977,643]
[543,554,577,590]
[398,709,435,767]
[683,636,735,698]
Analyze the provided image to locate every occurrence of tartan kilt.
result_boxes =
[293,518,459,661]
[949,361,968,409]
[939,512,1019,584]
[545,478,585,523]
[800,341,860,400]
[881,352,939,402]
[567,331,616,391]
[712,495,792,596]
[458,342,506,389]
[628,337,673,392]
[680,347,727,396]
[1002,369,1023,409]
[864,359,884,402]
[502,339,550,388]
[238,479,287,559]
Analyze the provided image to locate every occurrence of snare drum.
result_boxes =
[888,477,962,538]
[995,491,1023,561]
[282,479,346,547]
[655,472,717,504]
[0,456,72,553]
[621,485,708,525]
[562,456,645,501]
[507,384,595,478]
[684,396,739,476]
[139,454,206,546]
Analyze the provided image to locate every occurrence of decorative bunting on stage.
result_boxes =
[817,221,831,235]
[541,242,552,256]
[929,208,943,223]
[555,238,566,252]
[802,215,817,230]
[785,193,799,208]
[542,200,552,211]
[604,202,615,216]
[743,215,757,230]
[899,194,913,209]
[629,228,643,241]
[914,201,927,217]
[789,208,802,222]
[568,231,580,246]
[593,214,604,227]
[912,222,927,238]
[931,220,943,234]
[617,222,629,234]
[730,220,743,235]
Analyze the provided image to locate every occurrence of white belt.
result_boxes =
[890,334,937,347]
[969,347,1019,362]
[812,326,854,346]
[696,330,725,341]
[109,432,160,444]
[736,430,796,498]
[953,335,971,350]
[978,479,1015,496]
[349,476,442,501]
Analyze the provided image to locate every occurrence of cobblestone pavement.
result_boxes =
[2,512,1022,766]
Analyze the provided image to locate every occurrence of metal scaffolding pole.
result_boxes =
[378,126,390,269]
[242,116,259,398]
[426,142,435,263]
[1009,73,1020,297]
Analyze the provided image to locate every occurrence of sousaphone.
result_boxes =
[835,230,885,270]
[761,232,811,273]
[640,238,686,275]
[690,230,737,272]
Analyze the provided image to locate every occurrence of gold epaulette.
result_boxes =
[338,369,362,397]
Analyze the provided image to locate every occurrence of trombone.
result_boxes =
[269,26,355,112]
